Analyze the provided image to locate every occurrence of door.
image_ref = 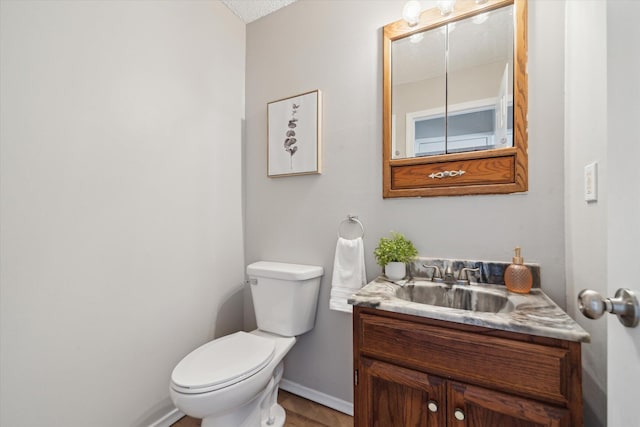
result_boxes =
[356,357,446,427]
[607,2,640,426]
[448,381,570,427]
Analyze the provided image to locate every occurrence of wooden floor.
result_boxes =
[170,390,353,427]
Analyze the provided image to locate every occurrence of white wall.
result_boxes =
[0,1,245,426]
[245,0,567,404]
[564,2,607,426]
[394,61,508,157]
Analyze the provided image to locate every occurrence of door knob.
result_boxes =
[578,288,640,327]
[427,400,438,412]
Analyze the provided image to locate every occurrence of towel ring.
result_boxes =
[338,215,365,239]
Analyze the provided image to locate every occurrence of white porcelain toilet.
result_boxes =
[170,261,324,427]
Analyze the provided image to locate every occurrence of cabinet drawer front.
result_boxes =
[391,156,515,189]
[358,313,570,405]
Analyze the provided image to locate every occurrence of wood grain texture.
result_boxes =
[382,0,529,198]
[279,390,353,427]
[170,390,352,427]
[353,307,584,427]
[362,357,446,427]
[513,0,529,193]
[449,381,570,427]
[171,416,200,427]
[391,155,515,189]
[358,312,569,405]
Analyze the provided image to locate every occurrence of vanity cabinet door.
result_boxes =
[447,381,570,427]
[357,357,446,427]
[353,307,583,427]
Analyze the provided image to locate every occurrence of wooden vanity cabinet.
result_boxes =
[353,306,583,426]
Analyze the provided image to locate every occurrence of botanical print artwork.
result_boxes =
[284,103,299,169]
[268,90,321,177]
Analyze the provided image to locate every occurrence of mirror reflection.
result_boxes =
[391,5,514,159]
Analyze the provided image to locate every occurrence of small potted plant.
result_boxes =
[374,232,418,280]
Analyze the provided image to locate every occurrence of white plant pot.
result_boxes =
[385,262,406,281]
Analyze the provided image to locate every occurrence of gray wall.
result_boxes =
[564,2,607,426]
[245,0,567,404]
[0,2,245,425]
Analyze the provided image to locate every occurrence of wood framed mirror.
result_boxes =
[383,0,527,198]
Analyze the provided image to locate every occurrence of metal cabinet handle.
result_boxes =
[454,408,465,421]
[578,288,639,327]
[427,400,438,412]
[428,170,466,179]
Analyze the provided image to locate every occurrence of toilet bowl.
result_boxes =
[170,261,323,427]
[170,330,295,427]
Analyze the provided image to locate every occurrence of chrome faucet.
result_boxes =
[458,267,481,285]
[422,265,442,282]
[443,265,457,285]
[424,264,481,285]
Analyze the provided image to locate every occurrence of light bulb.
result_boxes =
[437,0,456,16]
[402,0,422,27]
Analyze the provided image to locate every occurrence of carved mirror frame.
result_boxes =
[383,0,527,198]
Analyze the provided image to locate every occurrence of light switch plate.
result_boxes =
[584,162,598,202]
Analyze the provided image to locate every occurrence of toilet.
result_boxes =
[170,261,324,427]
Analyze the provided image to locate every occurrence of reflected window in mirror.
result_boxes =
[383,0,528,198]
[447,6,514,154]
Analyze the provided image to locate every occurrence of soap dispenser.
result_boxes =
[504,247,533,294]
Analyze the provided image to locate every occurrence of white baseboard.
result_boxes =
[148,379,353,426]
[148,407,184,427]
[279,378,354,416]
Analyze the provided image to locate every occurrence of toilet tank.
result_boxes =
[247,261,324,337]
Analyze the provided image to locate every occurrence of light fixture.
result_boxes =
[437,0,456,16]
[476,0,488,4]
[402,0,422,27]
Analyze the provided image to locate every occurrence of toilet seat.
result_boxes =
[171,331,275,394]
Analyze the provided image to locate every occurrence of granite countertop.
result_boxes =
[349,277,590,343]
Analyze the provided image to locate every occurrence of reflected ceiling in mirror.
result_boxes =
[392,5,514,159]
[382,0,528,198]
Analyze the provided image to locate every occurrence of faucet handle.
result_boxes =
[459,267,481,284]
[422,265,442,281]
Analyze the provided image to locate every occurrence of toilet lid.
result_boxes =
[171,331,275,394]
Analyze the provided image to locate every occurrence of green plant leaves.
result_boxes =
[373,232,418,267]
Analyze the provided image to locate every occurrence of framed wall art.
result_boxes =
[267,90,321,177]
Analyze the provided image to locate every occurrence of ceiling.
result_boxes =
[221,0,299,23]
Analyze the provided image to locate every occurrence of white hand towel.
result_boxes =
[330,237,367,313]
